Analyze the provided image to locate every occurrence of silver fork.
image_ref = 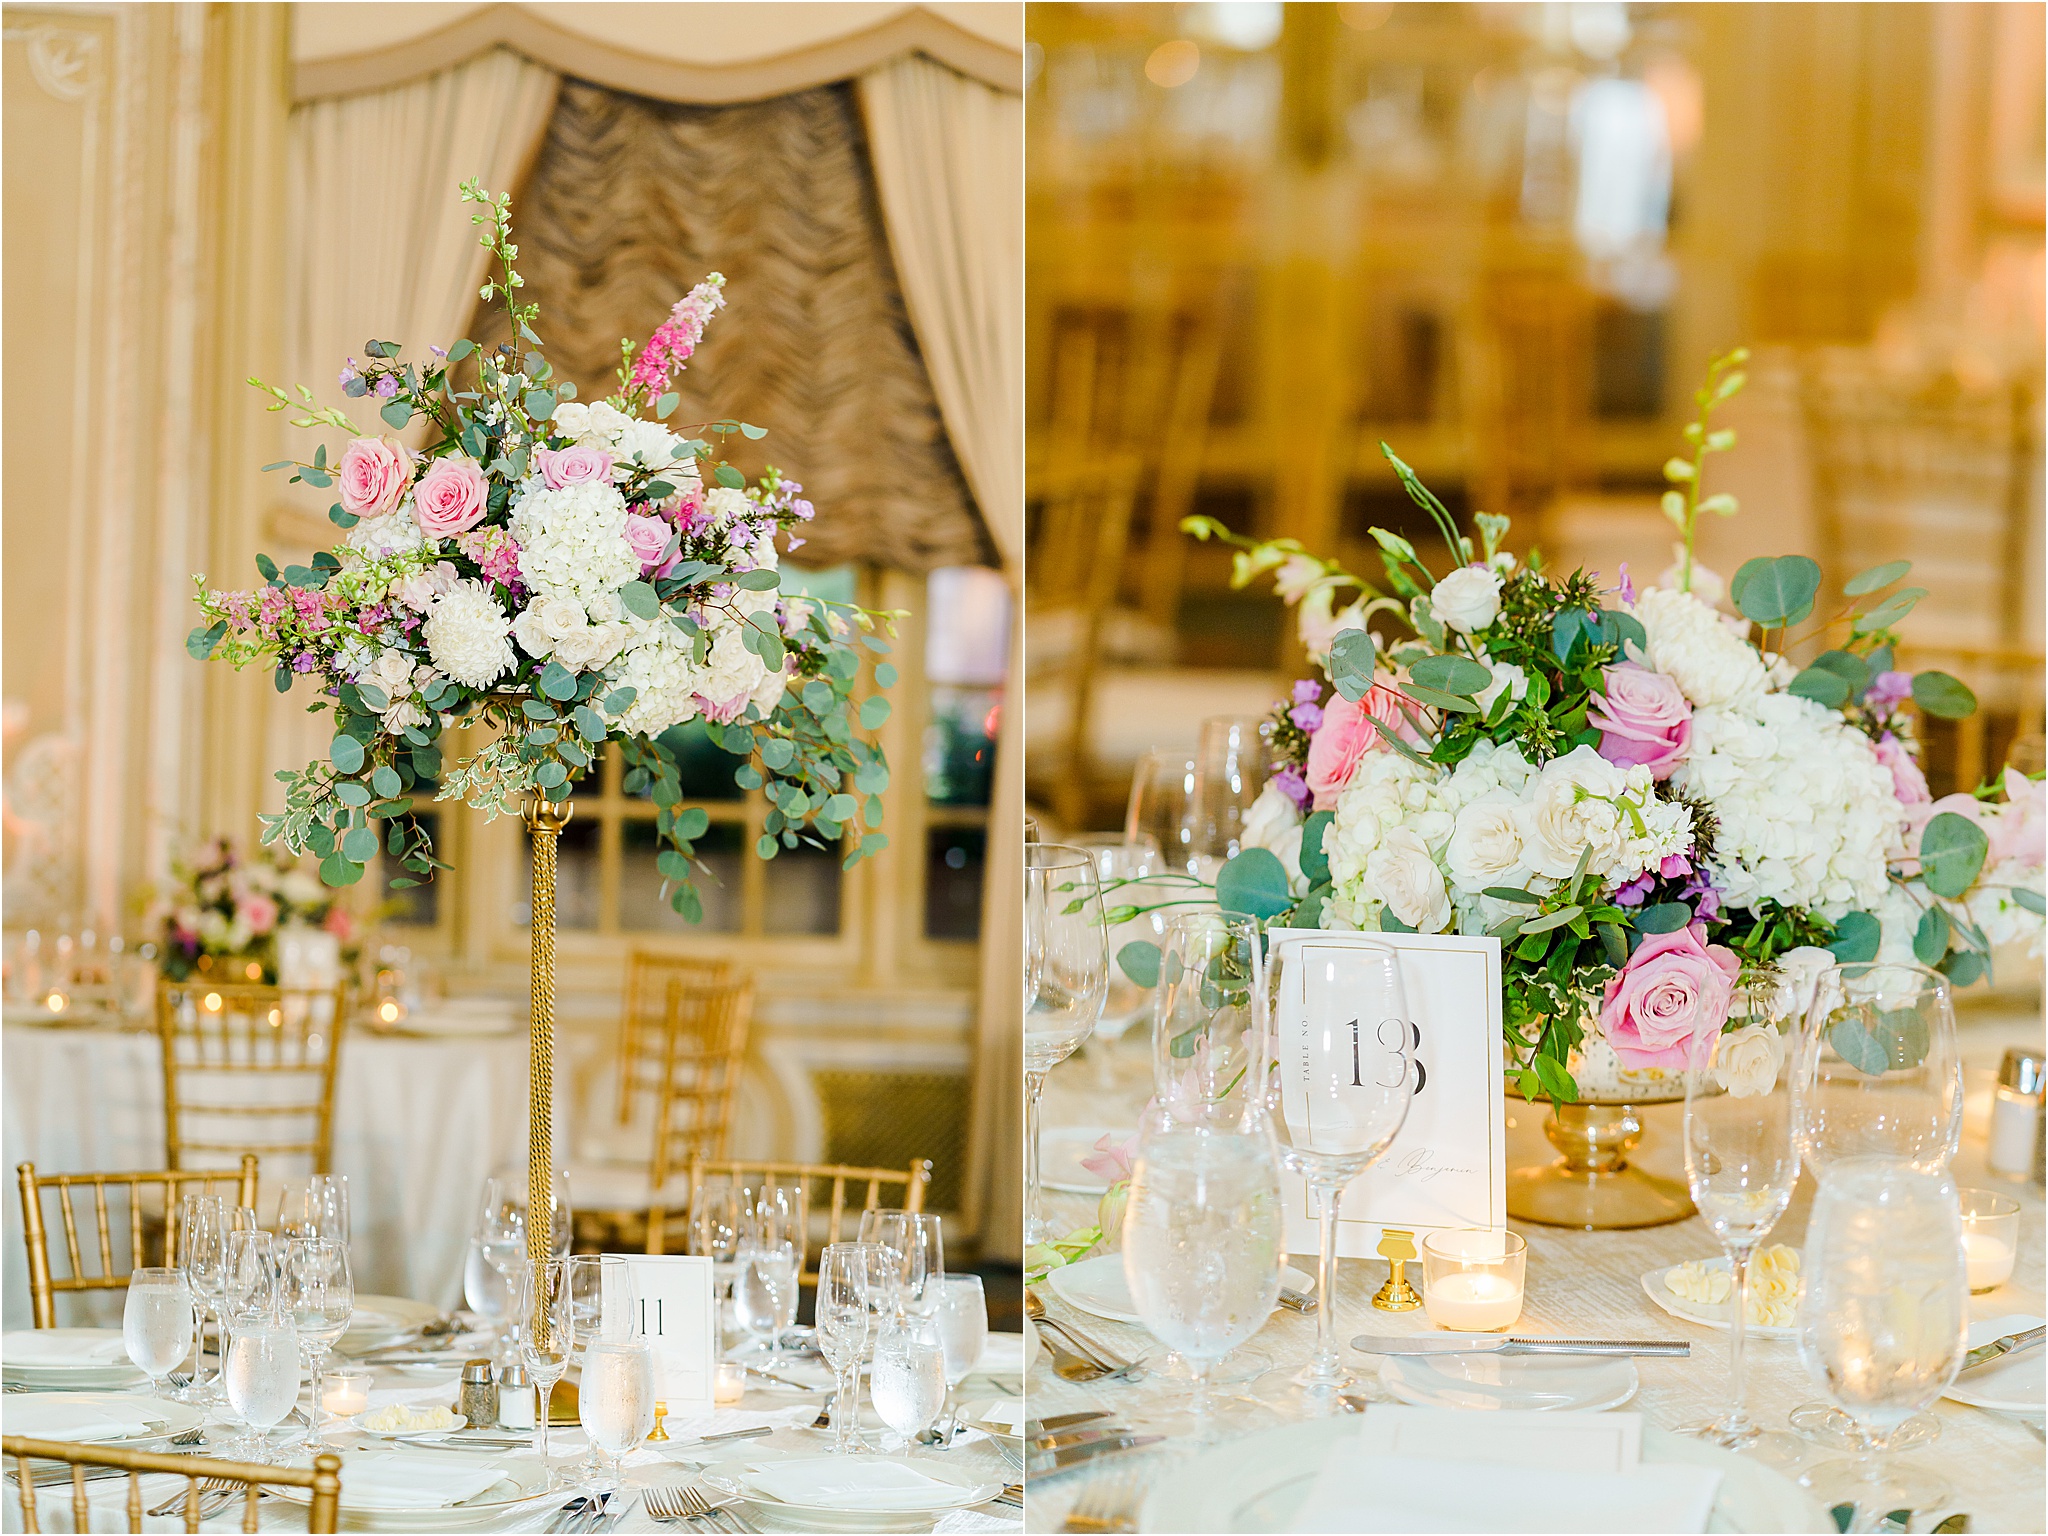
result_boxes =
[645,1485,728,1524]
[1061,1471,1143,1533]
[145,1478,242,1520]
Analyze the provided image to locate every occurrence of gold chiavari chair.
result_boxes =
[649,1157,933,1284]
[156,981,346,1178]
[16,1158,259,1329]
[615,953,734,1141]
[4,1437,340,1533]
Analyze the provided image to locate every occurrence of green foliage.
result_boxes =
[1918,812,1989,899]
[1911,671,1977,720]
[1731,555,1822,628]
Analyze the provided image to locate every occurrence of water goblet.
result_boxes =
[223,1317,300,1462]
[933,1273,988,1434]
[735,1240,797,1356]
[579,1340,656,1499]
[123,1268,194,1400]
[748,1183,809,1347]
[277,1175,349,1242]
[282,1237,352,1450]
[1025,843,1108,1242]
[858,1210,944,1320]
[816,1243,885,1453]
[177,1194,229,1400]
[870,1316,947,1451]
[565,1255,638,1482]
[1068,835,1162,1054]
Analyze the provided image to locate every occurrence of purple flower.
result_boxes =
[1292,678,1323,707]
[374,375,400,400]
[1658,852,1692,879]
[1289,700,1324,734]
[1866,670,1912,710]
[1614,872,1654,907]
[1616,561,1636,605]
[1272,766,1311,813]
[429,344,448,358]
[338,358,359,388]
[290,652,317,674]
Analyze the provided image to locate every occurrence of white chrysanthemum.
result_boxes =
[615,418,683,474]
[1674,691,1901,918]
[510,480,639,605]
[346,507,427,561]
[421,580,514,689]
[1632,587,1767,709]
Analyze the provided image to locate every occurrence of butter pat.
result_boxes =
[360,1403,462,1433]
[1665,1245,1801,1325]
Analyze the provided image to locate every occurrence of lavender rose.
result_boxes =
[1591,663,1692,780]
[337,436,413,519]
[411,455,489,538]
[1598,922,1739,1071]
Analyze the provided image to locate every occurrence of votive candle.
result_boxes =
[714,1360,746,1405]
[1959,1189,2020,1293]
[1421,1228,1527,1332]
[322,1369,371,1417]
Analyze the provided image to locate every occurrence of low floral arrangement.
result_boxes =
[1124,350,2043,1104]
[187,182,895,919]
[154,837,357,984]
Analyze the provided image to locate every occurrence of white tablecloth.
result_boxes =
[2,1022,535,1326]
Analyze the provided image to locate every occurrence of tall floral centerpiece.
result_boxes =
[1143,350,2043,1226]
[189,182,898,1267]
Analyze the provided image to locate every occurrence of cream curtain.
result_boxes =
[285,48,562,446]
[859,54,1023,1261]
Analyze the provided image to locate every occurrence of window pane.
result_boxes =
[763,841,843,935]
[924,827,985,940]
[631,722,746,802]
[618,819,743,933]
[925,567,1010,685]
[924,686,999,807]
[515,818,600,930]
[782,562,859,606]
[380,812,441,927]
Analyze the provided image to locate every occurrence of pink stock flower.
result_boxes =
[241,894,278,936]
[623,514,674,572]
[1599,923,1739,1072]
[411,455,488,538]
[628,277,727,398]
[1874,732,1930,806]
[1591,663,1692,780]
[1304,683,1415,810]
[535,444,612,490]
[337,437,413,518]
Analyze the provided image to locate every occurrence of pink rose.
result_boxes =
[535,444,613,490]
[411,455,488,538]
[240,894,278,936]
[1599,922,1740,1071]
[1874,732,1930,806]
[623,514,674,572]
[337,437,413,518]
[323,906,354,944]
[1904,791,1986,849]
[1989,768,2046,871]
[1304,683,1415,810]
[1591,663,1692,780]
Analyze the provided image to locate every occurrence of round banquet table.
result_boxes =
[2,1017,539,1329]
[1025,1029,2047,1535]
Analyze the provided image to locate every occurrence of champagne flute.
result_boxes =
[816,1243,884,1454]
[580,1341,656,1500]
[224,1317,300,1462]
[177,1195,229,1401]
[282,1237,352,1451]
[1678,973,1804,1461]
[123,1268,194,1400]
[518,1258,576,1475]
[750,1183,809,1349]
[1025,844,1108,1242]
[1796,1159,1969,1524]
[858,1211,944,1321]
[870,1316,947,1451]
[689,1179,743,1319]
[1259,935,1412,1403]
[1126,750,1202,875]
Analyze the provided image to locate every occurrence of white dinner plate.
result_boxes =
[1943,1313,2046,1415]
[1137,1417,1829,1533]
[1641,1259,1802,1341]
[700,1455,1002,1531]
[1,1329,146,1390]
[1375,1351,1639,1413]
[1,1391,206,1446]
[337,1295,443,1356]
[270,1450,555,1530]
[1042,1126,1134,1195]
[1047,1253,1312,1327]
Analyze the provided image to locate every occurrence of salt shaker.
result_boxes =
[458,1358,498,1429]
[1989,1048,2044,1179]
[497,1362,535,1431]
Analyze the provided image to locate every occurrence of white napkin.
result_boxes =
[742,1457,977,1511]
[1288,1409,1722,1535]
[2,1398,158,1443]
[2,1331,130,1368]
[975,1332,1028,1373]
[336,1449,514,1510]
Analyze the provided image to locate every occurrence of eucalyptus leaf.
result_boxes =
[1919,811,1989,899]
[1826,910,1882,963]
[1852,587,1928,635]
[1633,902,1694,934]
[1788,667,1851,709]
[1844,559,1910,596]
[1327,630,1376,701]
[1299,810,1335,886]
[1910,671,1976,720]
[329,736,365,774]
[1216,847,1292,921]
[1407,655,1492,697]
[1828,1017,1892,1075]
[736,569,780,591]
[1399,683,1480,714]
[1912,904,1952,966]
[619,581,660,620]
[1731,555,1822,627]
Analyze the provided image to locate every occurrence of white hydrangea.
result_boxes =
[421,580,515,689]
[1673,691,1901,918]
[510,481,639,606]
[1324,753,1455,929]
[1631,587,1768,709]
[1967,857,2047,956]
[346,507,427,560]
[605,591,787,738]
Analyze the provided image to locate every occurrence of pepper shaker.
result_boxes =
[458,1358,499,1429]
[1989,1048,2044,1179]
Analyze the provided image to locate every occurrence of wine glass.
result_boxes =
[934,1273,988,1438]
[1153,913,1265,1129]
[282,1237,352,1450]
[580,1340,656,1499]
[1796,1158,1969,1524]
[1259,935,1413,1403]
[735,1237,798,1357]
[689,1179,743,1311]
[1025,843,1108,1242]
[1127,749,1203,875]
[858,1210,944,1321]
[1124,1117,1286,1439]
[870,1315,947,1451]
[463,1236,511,1349]
[1791,962,1962,1447]
[1678,973,1804,1460]
[177,1194,229,1401]
[816,1243,885,1454]
[518,1258,576,1473]
[749,1183,809,1349]
[1191,716,1269,865]
[123,1268,194,1400]
[223,1316,300,1462]
[478,1169,570,1362]
[1069,835,1161,1054]
[276,1175,349,1242]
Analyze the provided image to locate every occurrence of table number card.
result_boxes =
[1267,929,1505,1259]
[616,1256,715,1413]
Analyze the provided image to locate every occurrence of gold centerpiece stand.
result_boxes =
[1506,1084,1695,1231]
[525,798,573,1297]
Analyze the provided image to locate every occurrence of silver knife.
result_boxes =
[1961,1325,2044,1373]
[1035,1427,1138,1453]
[1024,1410,1109,1439]
[1027,1434,1162,1474]
[1352,1334,1691,1358]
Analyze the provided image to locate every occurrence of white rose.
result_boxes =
[1446,796,1528,892]
[553,622,625,674]
[1715,1023,1786,1097]
[381,699,428,733]
[533,593,588,641]
[1473,660,1528,716]
[1243,782,1302,848]
[706,486,751,521]
[1430,566,1503,634]
[549,402,590,439]
[584,401,632,444]
[1365,826,1452,933]
[1773,945,1840,1023]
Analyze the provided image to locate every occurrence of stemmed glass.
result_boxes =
[858,1210,944,1321]
[1259,936,1413,1403]
[518,1258,576,1474]
[478,1170,571,1362]
[1678,973,1804,1460]
[1123,1113,1286,1440]
[122,1268,194,1400]
[1069,835,1161,1060]
[1790,962,1962,1448]
[1192,716,1269,865]
[566,1255,637,1484]
[934,1273,988,1437]
[1795,1159,1969,1525]
[870,1315,947,1451]
[580,1340,656,1500]
[177,1195,229,1401]
[816,1242,885,1454]
[282,1237,353,1451]
[1025,844,1108,1243]
[690,1179,744,1328]
[223,1315,300,1462]
[751,1183,809,1350]
[735,1218,798,1359]
[1153,913,1265,1129]
[1127,750,1202,875]
[277,1176,349,1241]
[219,1229,281,1443]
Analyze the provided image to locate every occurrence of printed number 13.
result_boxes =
[1348,1017,1426,1095]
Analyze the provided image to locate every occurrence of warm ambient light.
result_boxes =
[244,961,262,980]
[379,1000,400,1023]
[43,991,66,1014]
[202,992,222,1012]
[1145,39,1200,89]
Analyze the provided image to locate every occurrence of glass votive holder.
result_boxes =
[1959,1188,2020,1292]
[1422,1228,1527,1332]
[321,1368,373,1418]
[714,1359,746,1405]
